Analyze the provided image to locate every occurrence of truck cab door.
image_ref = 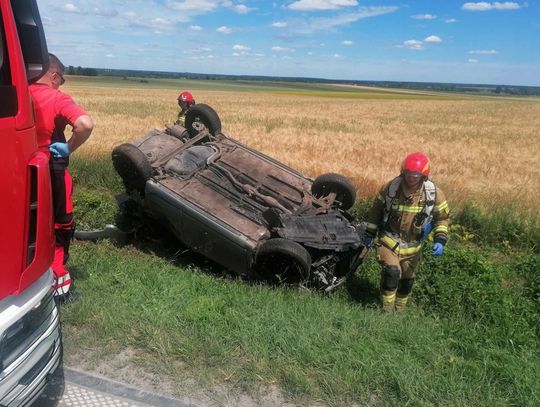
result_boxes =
[0,0,53,297]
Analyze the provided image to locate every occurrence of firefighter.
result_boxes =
[363,152,450,313]
[175,91,195,126]
[29,53,94,300]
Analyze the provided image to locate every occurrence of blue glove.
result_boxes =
[420,222,433,239]
[433,242,444,257]
[362,235,374,249]
[49,142,70,158]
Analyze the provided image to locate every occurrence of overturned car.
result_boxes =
[112,105,363,292]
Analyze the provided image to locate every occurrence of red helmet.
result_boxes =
[401,152,430,177]
[177,91,195,105]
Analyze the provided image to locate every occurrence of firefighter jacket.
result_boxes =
[365,176,450,255]
[175,111,186,126]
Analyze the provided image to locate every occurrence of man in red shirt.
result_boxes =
[29,53,93,300]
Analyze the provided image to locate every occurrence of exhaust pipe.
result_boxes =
[74,224,130,245]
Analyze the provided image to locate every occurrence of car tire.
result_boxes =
[185,104,222,137]
[255,238,311,285]
[311,173,356,210]
[112,143,151,195]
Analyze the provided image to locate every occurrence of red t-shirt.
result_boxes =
[29,83,87,149]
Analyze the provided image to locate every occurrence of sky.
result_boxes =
[38,1,540,86]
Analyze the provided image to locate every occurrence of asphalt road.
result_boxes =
[32,366,193,407]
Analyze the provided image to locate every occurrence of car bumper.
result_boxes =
[0,271,63,407]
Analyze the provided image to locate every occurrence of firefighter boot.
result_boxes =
[52,246,72,300]
[381,290,396,313]
[395,279,414,314]
[395,295,409,314]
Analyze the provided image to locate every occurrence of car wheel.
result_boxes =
[185,104,222,138]
[311,173,356,210]
[255,238,311,286]
[112,144,151,195]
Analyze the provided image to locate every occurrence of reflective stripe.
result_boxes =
[366,222,378,230]
[392,203,423,213]
[54,273,71,297]
[380,234,422,255]
[382,292,396,304]
[395,295,409,305]
[433,225,448,234]
[434,201,449,212]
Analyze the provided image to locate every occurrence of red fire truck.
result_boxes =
[0,0,63,404]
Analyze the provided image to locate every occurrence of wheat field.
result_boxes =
[65,79,540,215]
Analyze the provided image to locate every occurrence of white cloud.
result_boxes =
[272,21,288,28]
[190,25,203,31]
[411,14,437,20]
[63,3,81,13]
[92,7,118,17]
[234,4,252,14]
[233,44,250,52]
[333,53,342,58]
[445,18,457,23]
[295,6,398,34]
[151,17,170,27]
[469,49,499,54]
[167,0,222,12]
[105,54,114,58]
[122,11,137,19]
[424,35,442,43]
[468,58,479,63]
[272,46,295,52]
[183,47,212,54]
[341,40,353,45]
[287,0,358,11]
[232,44,251,57]
[216,26,232,34]
[403,40,424,50]
[462,2,521,11]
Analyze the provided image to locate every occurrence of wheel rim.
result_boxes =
[257,253,310,286]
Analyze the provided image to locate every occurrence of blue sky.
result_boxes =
[38,1,540,86]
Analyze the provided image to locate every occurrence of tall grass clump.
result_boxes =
[453,201,540,252]
[415,246,539,347]
[70,154,122,192]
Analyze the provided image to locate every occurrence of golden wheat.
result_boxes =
[65,81,540,215]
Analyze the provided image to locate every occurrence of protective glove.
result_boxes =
[49,142,70,158]
[362,234,374,249]
[433,242,444,257]
[420,222,433,239]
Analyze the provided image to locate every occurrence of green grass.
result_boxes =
[63,240,539,406]
[61,155,540,406]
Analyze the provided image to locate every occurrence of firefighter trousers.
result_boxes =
[376,243,422,311]
[50,165,74,296]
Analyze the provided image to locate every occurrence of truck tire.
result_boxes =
[112,144,151,195]
[185,104,222,137]
[311,173,356,210]
[255,238,311,285]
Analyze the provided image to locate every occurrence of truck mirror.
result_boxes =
[11,0,49,82]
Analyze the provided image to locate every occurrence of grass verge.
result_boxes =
[61,165,540,405]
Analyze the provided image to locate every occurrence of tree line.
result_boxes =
[66,65,98,76]
[65,66,540,96]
